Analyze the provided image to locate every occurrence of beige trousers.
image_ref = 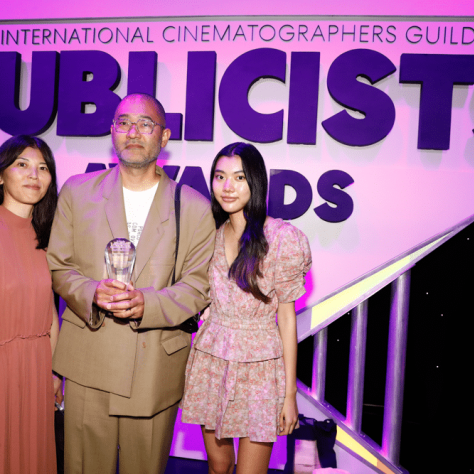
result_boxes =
[64,379,179,474]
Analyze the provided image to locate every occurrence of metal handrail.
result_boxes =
[298,272,411,473]
[297,216,474,473]
[295,214,474,473]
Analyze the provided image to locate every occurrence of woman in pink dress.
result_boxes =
[181,142,312,474]
[0,135,62,473]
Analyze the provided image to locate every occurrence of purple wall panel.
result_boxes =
[219,48,286,143]
[185,51,217,141]
[0,51,58,135]
[322,49,396,147]
[288,52,320,145]
[57,50,121,136]
[127,51,157,97]
[400,53,474,150]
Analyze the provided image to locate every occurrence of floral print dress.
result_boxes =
[181,218,312,442]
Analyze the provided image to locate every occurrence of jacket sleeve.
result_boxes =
[133,193,216,330]
[46,181,104,329]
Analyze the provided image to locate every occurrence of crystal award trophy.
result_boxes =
[105,238,136,284]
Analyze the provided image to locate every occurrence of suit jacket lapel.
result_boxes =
[133,167,173,281]
[103,165,129,241]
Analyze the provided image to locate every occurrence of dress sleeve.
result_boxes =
[274,224,312,303]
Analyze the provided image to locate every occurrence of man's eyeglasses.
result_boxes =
[113,119,165,135]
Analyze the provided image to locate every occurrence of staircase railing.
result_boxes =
[295,215,474,473]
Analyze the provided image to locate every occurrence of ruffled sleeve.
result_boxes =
[274,224,312,303]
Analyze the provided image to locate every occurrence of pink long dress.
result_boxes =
[0,205,56,474]
[181,218,312,442]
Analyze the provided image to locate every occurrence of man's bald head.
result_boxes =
[116,93,166,127]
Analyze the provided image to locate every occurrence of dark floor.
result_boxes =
[164,457,209,474]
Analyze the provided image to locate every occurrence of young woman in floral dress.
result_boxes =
[181,142,312,474]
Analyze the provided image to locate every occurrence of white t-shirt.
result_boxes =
[123,183,159,246]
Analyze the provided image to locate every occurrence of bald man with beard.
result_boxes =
[48,93,215,474]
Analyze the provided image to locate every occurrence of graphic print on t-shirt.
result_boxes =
[127,221,144,246]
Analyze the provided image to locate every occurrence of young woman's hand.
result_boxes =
[53,374,63,410]
[279,394,299,435]
[200,305,211,321]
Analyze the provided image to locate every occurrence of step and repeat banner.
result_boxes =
[1,18,474,310]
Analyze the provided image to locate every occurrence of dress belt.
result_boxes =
[0,329,51,347]
[209,315,277,331]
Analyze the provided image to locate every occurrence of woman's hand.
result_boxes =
[200,305,211,321]
[279,394,299,435]
[53,374,63,410]
[277,301,299,435]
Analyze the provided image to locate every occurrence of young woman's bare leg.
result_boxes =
[235,437,273,474]
[201,427,235,474]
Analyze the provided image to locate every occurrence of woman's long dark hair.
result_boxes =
[210,142,270,304]
[0,135,58,250]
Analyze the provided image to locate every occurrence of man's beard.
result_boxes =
[118,154,157,169]
[113,140,161,169]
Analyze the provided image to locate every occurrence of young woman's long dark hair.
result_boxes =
[210,142,270,303]
[0,135,58,250]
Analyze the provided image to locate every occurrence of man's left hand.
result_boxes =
[107,283,145,320]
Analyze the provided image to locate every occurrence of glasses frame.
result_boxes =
[112,119,165,135]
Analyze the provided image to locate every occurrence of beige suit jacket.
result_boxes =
[48,165,215,417]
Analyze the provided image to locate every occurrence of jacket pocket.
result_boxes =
[62,308,87,329]
[162,333,189,355]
